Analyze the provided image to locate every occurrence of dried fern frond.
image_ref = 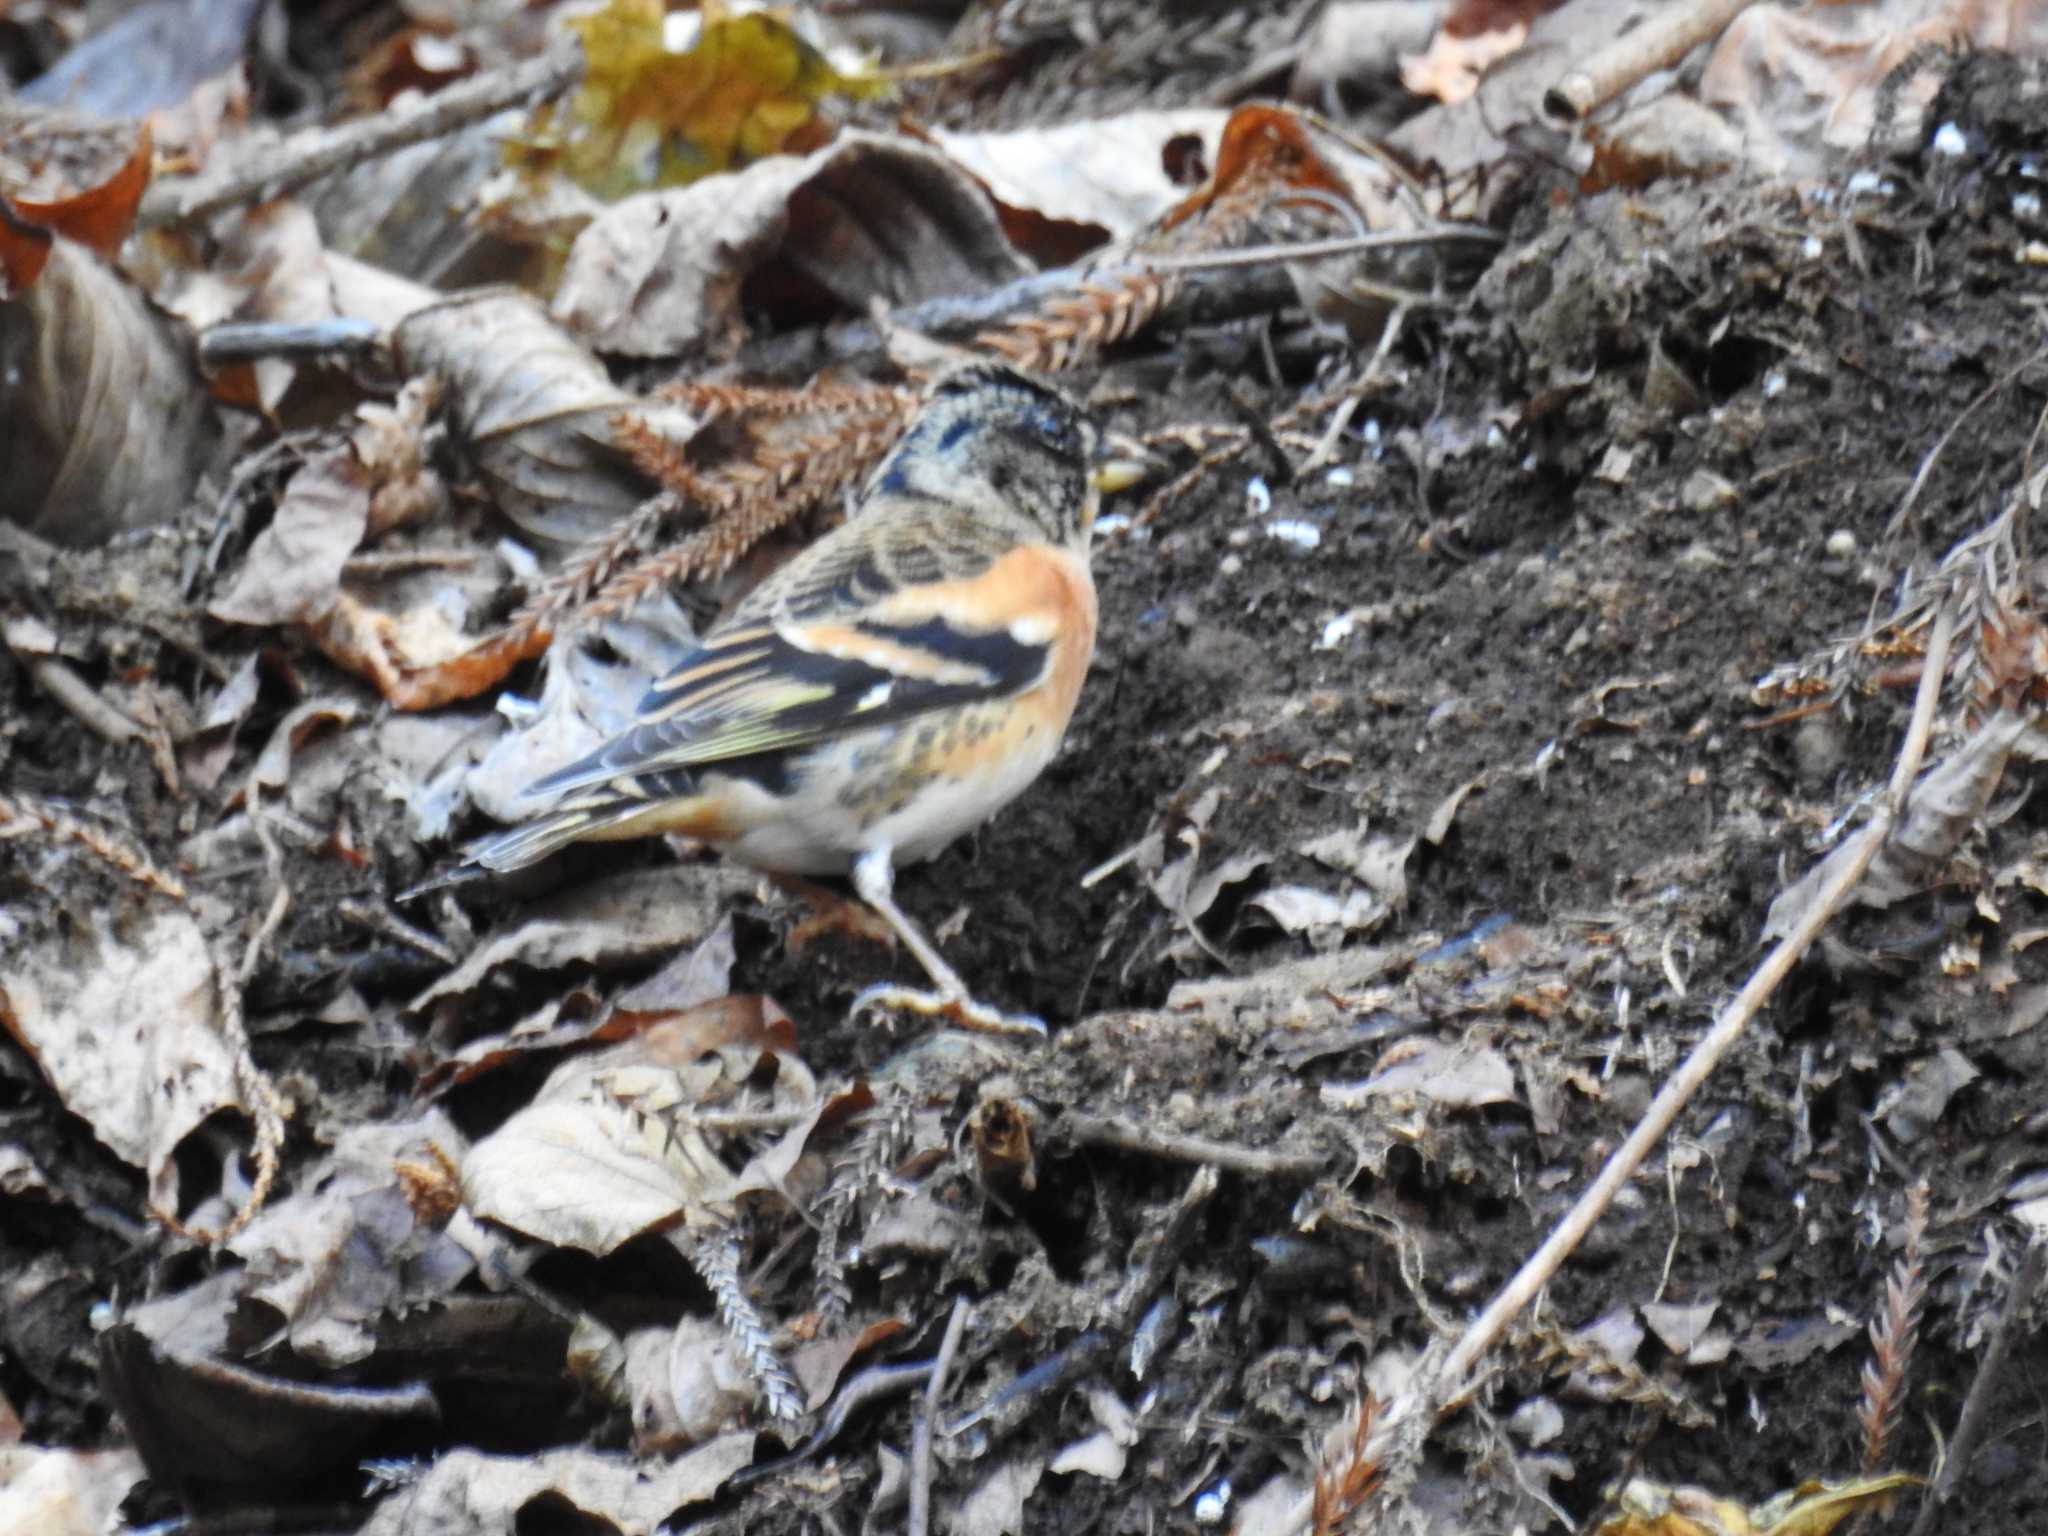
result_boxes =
[813,1093,919,1324]
[1313,1392,1385,1536]
[1858,1181,1930,1474]
[576,388,915,629]
[0,791,187,901]
[977,271,1177,372]
[686,1223,806,1423]
[656,376,897,423]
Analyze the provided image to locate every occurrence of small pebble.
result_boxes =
[1801,235,1823,259]
[1219,554,1243,577]
[1932,121,1968,157]
[2016,190,2043,220]
[1266,518,1321,550]
[1192,1480,1232,1524]
[1325,465,1354,487]
[1824,529,1857,559]
[1094,512,1131,537]
[1244,476,1272,515]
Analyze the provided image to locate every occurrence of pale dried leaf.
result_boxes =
[554,131,1028,359]
[411,866,725,1007]
[209,445,369,627]
[1878,1047,1980,1144]
[1763,714,2028,943]
[1325,1037,1517,1111]
[1642,1300,1720,1358]
[392,289,700,544]
[0,1444,146,1536]
[1701,0,2048,180]
[0,238,219,545]
[462,1091,740,1253]
[356,1436,754,1536]
[942,1458,1044,1536]
[0,902,242,1211]
[933,111,1228,237]
[224,1112,472,1367]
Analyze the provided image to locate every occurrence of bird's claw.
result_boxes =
[850,982,1047,1039]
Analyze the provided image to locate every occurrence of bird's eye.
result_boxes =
[1028,407,1075,456]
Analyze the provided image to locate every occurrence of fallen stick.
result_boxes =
[139,44,584,229]
[1543,0,1761,124]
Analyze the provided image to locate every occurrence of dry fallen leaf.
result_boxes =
[0,236,221,544]
[553,130,1028,359]
[356,1435,756,1536]
[461,997,813,1255]
[393,288,699,542]
[0,900,246,1213]
[0,1444,147,1536]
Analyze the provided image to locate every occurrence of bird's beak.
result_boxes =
[1091,458,1147,495]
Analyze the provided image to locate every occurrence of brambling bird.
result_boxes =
[464,362,1124,1036]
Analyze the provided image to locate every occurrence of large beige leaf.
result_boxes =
[462,999,813,1255]
[393,288,699,543]
[357,1436,754,1536]
[0,1445,146,1536]
[552,130,1029,358]
[0,902,244,1212]
[0,237,219,545]
[932,111,1228,237]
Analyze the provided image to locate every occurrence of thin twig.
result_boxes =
[1429,606,1956,1406]
[139,43,585,228]
[1544,0,1762,122]
[1137,225,1502,272]
[1906,1237,2047,1536]
[910,1297,971,1536]
[1060,1112,1328,1178]
[739,263,1300,379]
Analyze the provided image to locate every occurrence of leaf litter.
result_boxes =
[8,4,2048,1535]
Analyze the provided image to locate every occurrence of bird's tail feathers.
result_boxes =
[396,799,649,900]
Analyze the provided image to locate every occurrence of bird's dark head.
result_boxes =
[869,363,1102,548]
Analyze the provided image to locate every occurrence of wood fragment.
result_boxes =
[1544,0,1762,123]
[139,43,585,229]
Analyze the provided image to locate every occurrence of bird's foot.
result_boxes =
[850,982,1047,1039]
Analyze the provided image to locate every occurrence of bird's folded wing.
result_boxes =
[531,611,1048,797]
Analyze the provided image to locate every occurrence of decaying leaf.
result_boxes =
[460,998,814,1255]
[0,900,245,1213]
[356,1435,755,1536]
[0,236,220,544]
[393,288,700,543]
[553,131,1028,359]
[1596,1473,1921,1536]
[224,1113,473,1367]
[410,865,727,1008]
[1763,713,2031,944]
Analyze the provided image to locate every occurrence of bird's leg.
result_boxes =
[847,846,1046,1038]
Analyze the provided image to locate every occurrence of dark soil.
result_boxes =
[6,97,2048,1536]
